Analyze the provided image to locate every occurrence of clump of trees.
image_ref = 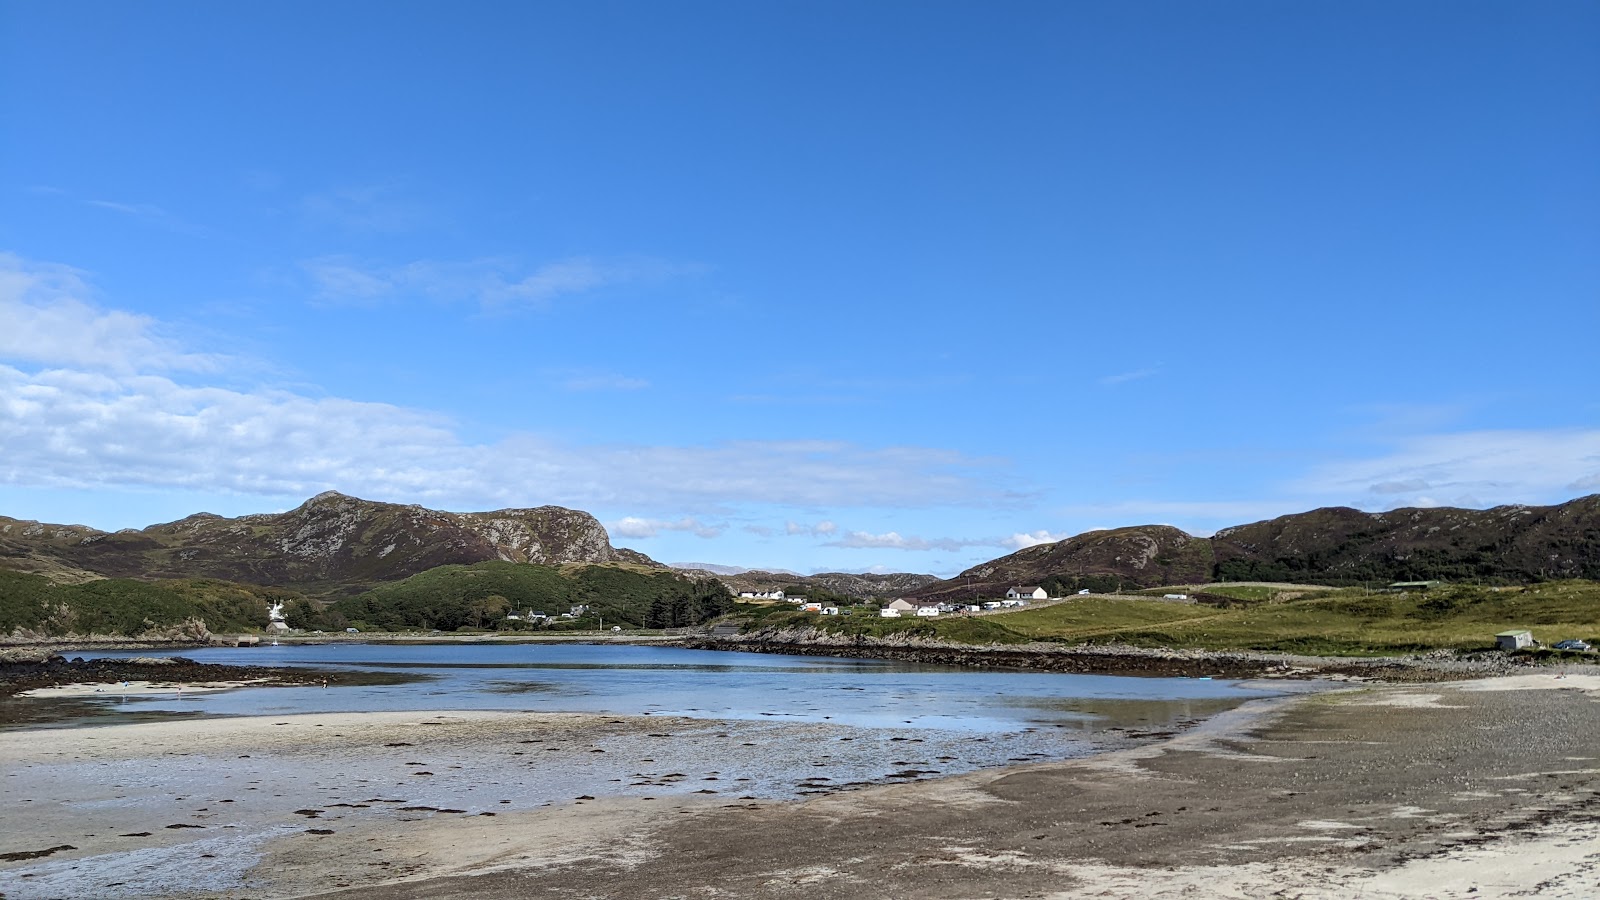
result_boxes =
[330,561,733,632]
[0,570,289,637]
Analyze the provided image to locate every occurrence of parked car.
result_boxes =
[1552,639,1591,651]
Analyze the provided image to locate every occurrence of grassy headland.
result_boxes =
[731,580,1600,657]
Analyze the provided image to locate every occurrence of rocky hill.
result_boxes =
[0,491,662,596]
[909,495,1600,600]
[912,525,1214,602]
[1210,496,1600,584]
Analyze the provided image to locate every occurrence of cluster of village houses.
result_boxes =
[737,586,1054,617]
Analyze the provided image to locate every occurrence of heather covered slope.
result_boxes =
[0,491,655,596]
[909,495,1600,600]
[912,525,1215,601]
[1210,495,1600,584]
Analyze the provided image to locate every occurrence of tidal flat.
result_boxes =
[1,648,1595,898]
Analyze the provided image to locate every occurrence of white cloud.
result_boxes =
[610,516,724,539]
[0,253,1017,516]
[0,360,1014,513]
[301,255,703,310]
[1002,530,1073,550]
[1295,429,1600,508]
[826,531,985,552]
[783,520,837,536]
[0,254,221,374]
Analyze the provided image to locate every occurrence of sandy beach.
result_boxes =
[1,671,1595,898]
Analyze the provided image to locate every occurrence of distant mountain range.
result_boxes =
[668,562,800,577]
[4,493,1595,604]
[908,495,1600,601]
[0,493,928,600]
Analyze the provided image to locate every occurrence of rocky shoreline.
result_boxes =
[0,651,337,704]
[681,626,1570,682]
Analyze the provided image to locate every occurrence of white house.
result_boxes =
[915,606,940,617]
[1006,586,1048,601]
[879,608,902,618]
[737,590,787,601]
[886,599,917,612]
[1496,630,1534,651]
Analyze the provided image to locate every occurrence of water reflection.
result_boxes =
[20,643,1290,739]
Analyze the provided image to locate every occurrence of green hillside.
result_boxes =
[739,581,1600,656]
[330,561,733,632]
[0,569,292,637]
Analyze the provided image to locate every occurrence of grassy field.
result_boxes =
[735,581,1600,656]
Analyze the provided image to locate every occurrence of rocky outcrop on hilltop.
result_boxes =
[0,492,656,595]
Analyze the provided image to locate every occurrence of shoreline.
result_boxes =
[681,629,1583,682]
[3,674,1595,898]
[11,628,1590,686]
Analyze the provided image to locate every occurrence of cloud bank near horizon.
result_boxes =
[2,251,1597,570]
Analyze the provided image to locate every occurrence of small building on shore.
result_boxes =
[1496,630,1535,651]
[1006,586,1048,601]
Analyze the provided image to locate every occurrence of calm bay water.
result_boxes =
[0,642,1311,899]
[70,642,1288,735]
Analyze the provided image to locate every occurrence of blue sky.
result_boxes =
[2,1,1597,577]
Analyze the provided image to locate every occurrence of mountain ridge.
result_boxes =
[0,491,657,596]
[908,495,1600,601]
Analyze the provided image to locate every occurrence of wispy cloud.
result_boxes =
[825,531,989,552]
[610,516,724,539]
[29,186,204,235]
[784,520,837,536]
[300,255,703,310]
[301,184,425,233]
[1099,367,1159,387]
[1295,429,1600,509]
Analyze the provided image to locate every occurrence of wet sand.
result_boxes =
[2,675,1596,898]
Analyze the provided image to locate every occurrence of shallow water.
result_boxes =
[62,642,1286,734]
[1,645,1310,899]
